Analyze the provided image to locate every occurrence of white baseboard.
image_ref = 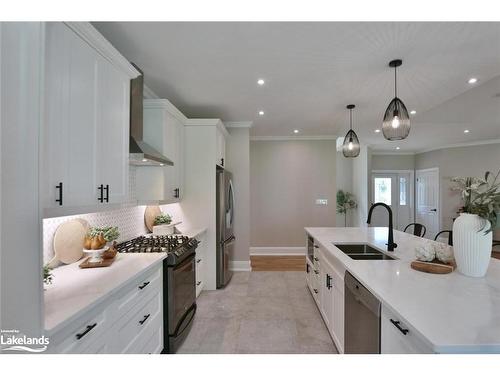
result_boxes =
[249,247,306,256]
[229,260,252,272]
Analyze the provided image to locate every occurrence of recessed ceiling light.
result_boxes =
[468,78,478,84]
[375,129,381,133]
[464,129,470,133]
[410,110,416,115]
[294,129,299,134]
[396,147,400,150]
[258,110,265,116]
[257,79,265,86]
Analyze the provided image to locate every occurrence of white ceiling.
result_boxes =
[93,22,500,152]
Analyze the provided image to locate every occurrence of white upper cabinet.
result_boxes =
[138,99,186,203]
[216,126,226,167]
[42,23,138,214]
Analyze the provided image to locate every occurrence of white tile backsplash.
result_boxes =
[42,164,185,265]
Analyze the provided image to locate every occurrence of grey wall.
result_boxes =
[226,128,250,261]
[415,143,500,240]
[371,154,415,170]
[250,140,336,247]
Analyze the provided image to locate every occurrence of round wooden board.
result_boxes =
[53,220,87,264]
[410,260,456,274]
[144,205,161,232]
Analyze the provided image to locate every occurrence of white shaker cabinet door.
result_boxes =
[43,23,98,208]
[95,55,130,205]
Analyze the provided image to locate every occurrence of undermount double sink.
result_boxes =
[333,243,397,260]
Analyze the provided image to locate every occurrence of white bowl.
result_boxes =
[83,247,108,263]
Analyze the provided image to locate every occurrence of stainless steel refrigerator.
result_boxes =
[216,167,235,288]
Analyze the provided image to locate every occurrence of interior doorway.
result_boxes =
[416,168,440,239]
[371,170,414,231]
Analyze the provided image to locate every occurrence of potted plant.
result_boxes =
[336,190,357,227]
[153,213,174,235]
[43,264,54,289]
[451,170,500,277]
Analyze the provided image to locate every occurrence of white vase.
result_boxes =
[452,213,492,277]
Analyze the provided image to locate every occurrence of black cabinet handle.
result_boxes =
[326,274,332,289]
[313,288,318,294]
[196,259,202,264]
[139,314,150,325]
[174,188,180,198]
[314,257,319,262]
[138,281,150,290]
[196,281,202,286]
[314,270,319,275]
[97,184,104,203]
[55,182,63,206]
[76,323,97,340]
[306,263,310,273]
[221,158,224,166]
[314,245,319,248]
[104,184,109,202]
[390,319,409,335]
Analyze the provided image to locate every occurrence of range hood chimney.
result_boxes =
[129,63,173,166]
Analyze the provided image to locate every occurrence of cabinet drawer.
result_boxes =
[124,310,163,354]
[50,309,108,354]
[115,266,162,316]
[114,290,162,353]
[381,305,433,354]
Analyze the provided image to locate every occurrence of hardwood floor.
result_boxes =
[251,256,306,271]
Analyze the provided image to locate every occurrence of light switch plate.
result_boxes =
[316,199,328,205]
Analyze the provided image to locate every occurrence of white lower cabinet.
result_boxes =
[307,244,345,353]
[195,233,206,297]
[47,264,163,354]
[381,305,433,354]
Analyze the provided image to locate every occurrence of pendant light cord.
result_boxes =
[349,108,353,130]
[394,65,398,98]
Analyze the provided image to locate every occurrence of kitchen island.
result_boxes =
[305,227,500,354]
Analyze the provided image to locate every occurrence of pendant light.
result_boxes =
[382,59,410,140]
[342,104,360,158]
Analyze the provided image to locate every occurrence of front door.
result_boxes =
[416,168,440,239]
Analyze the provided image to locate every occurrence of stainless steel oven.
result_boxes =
[164,252,197,354]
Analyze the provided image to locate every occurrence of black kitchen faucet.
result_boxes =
[367,202,398,252]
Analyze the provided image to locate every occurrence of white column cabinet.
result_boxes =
[216,126,226,167]
[42,23,138,214]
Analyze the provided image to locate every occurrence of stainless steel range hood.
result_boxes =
[129,63,173,166]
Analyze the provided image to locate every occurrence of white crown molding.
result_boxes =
[250,247,306,256]
[64,22,140,79]
[185,118,229,137]
[250,135,338,141]
[225,121,253,129]
[143,85,159,100]
[143,98,188,124]
[416,138,500,154]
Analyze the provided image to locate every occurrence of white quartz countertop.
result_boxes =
[305,227,500,353]
[174,226,207,239]
[44,253,166,333]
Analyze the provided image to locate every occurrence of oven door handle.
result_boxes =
[172,303,197,338]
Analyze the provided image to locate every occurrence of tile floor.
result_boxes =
[177,271,337,354]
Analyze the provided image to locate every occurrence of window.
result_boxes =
[400,177,407,206]
[374,177,391,205]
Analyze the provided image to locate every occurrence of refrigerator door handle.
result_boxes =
[221,235,236,246]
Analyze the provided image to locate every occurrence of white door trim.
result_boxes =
[416,167,441,238]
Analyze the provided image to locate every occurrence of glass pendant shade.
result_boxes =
[382,97,410,140]
[342,104,360,158]
[382,59,410,141]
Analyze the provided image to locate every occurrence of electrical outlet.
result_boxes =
[316,199,328,205]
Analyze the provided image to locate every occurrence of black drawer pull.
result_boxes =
[313,288,319,294]
[196,281,202,286]
[314,270,319,275]
[196,259,202,263]
[306,263,310,273]
[390,319,409,335]
[76,323,97,340]
[55,182,63,205]
[138,281,150,290]
[326,274,332,289]
[104,184,109,202]
[139,314,151,325]
[314,245,319,248]
[314,257,319,261]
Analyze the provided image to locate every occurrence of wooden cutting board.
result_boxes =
[144,205,162,232]
[53,219,88,264]
[410,259,456,274]
[79,256,116,269]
